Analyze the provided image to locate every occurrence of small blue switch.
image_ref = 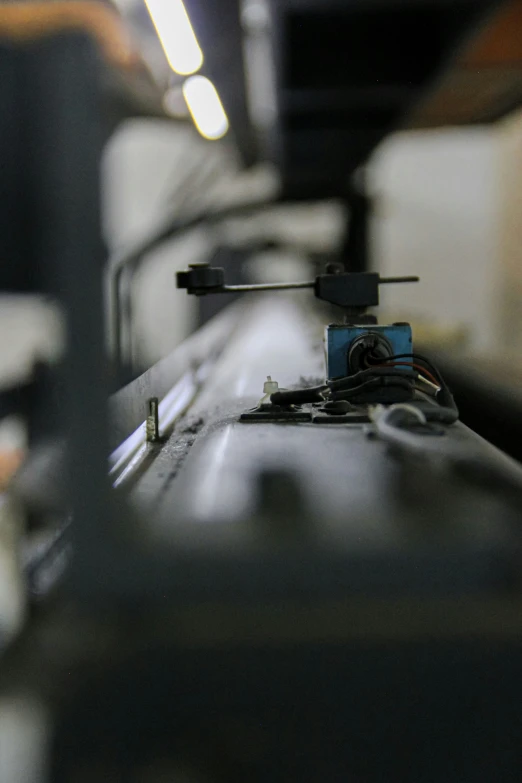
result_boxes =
[325,324,413,380]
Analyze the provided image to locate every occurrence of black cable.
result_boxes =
[270,370,417,405]
[328,367,417,392]
[369,352,442,383]
[269,353,457,417]
[330,378,380,399]
[370,352,458,415]
[270,386,327,405]
[332,377,413,401]
[270,371,415,405]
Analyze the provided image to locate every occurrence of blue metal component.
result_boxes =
[325,323,413,379]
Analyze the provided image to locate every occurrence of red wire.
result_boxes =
[379,361,440,386]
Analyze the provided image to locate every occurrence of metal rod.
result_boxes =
[223,281,315,293]
[379,276,419,284]
[222,277,419,293]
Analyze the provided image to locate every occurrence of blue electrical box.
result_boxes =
[325,323,413,380]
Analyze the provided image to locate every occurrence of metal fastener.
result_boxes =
[146,397,160,443]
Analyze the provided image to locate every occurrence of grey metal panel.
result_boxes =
[128,297,522,601]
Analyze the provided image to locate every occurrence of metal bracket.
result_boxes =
[176,263,418,314]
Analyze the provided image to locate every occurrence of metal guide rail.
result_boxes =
[3,297,522,782]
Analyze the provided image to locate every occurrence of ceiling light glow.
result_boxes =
[143,0,203,75]
[183,75,229,140]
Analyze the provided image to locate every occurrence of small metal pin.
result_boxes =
[146,397,160,443]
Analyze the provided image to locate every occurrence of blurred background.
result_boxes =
[103,0,522,369]
[3,5,522,780]
[2,0,522,380]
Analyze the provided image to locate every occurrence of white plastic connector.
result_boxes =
[260,375,280,405]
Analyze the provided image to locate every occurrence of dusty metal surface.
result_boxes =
[5,299,522,783]
[128,297,522,601]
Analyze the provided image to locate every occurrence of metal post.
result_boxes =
[29,34,112,583]
[146,397,160,443]
[342,171,370,274]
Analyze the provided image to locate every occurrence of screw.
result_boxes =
[146,397,160,443]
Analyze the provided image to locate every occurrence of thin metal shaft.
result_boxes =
[223,277,418,293]
[223,281,315,293]
[379,276,419,284]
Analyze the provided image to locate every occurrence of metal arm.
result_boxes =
[176,263,419,311]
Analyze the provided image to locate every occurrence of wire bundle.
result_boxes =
[327,365,415,402]
[370,353,459,423]
[270,352,459,424]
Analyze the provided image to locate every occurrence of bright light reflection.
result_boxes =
[143,0,203,75]
[182,75,229,140]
